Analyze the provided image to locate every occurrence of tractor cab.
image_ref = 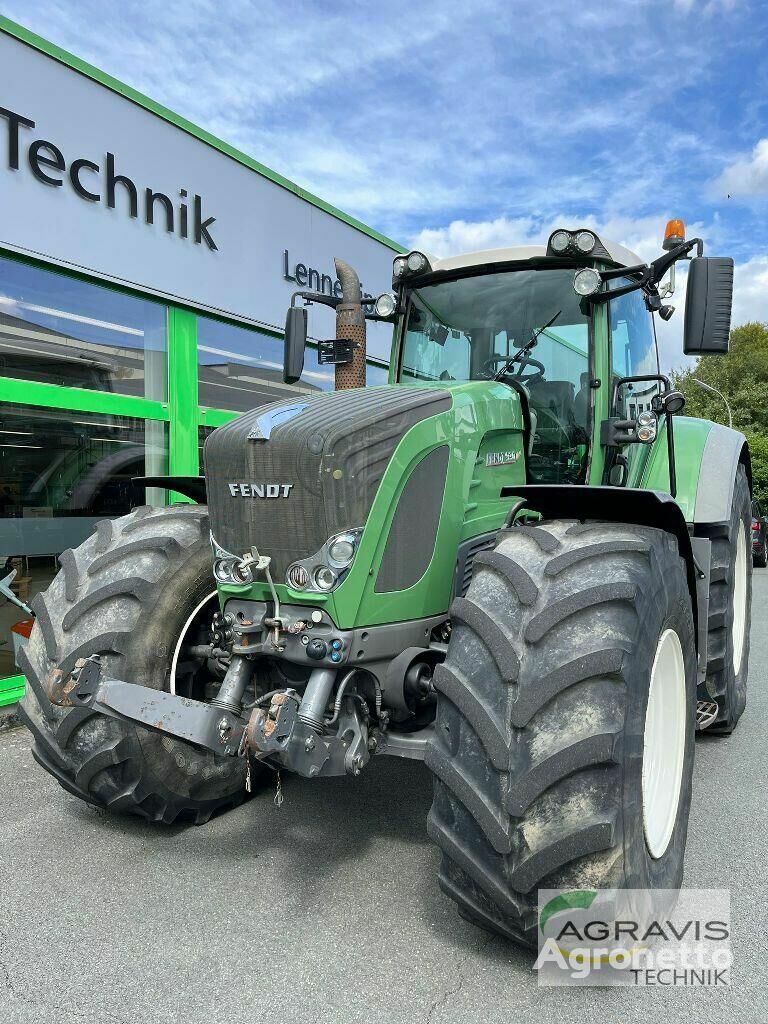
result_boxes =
[381,225,732,491]
[391,247,619,484]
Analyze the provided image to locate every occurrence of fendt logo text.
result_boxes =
[227,482,294,498]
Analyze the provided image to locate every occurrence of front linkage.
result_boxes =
[47,653,380,779]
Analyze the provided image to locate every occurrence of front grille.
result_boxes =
[204,387,451,577]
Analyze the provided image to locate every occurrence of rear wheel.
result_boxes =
[425,519,696,947]
[697,463,751,734]
[20,504,256,823]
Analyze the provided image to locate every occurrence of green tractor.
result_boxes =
[21,222,750,947]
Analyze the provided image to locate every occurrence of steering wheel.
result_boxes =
[482,353,546,385]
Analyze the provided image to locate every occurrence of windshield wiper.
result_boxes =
[493,309,562,381]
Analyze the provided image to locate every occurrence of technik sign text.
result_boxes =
[0,105,219,250]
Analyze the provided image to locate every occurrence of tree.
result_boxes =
[671,322,768,507]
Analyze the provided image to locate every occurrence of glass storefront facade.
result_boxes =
[0,251,390,686]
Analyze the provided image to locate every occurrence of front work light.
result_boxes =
[406,251,429,273]
[575,230,597,253]
[573,267,602,296]
[374,292,397,318]
[547,228,610,260]
[392,252,432,288]
[550,230,571,253]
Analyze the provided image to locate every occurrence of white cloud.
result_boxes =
[714,139,768,198]
[731,254,768,325]
[410,213,708,264]
[411,217,539,256]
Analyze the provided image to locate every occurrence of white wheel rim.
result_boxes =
[169,591,218,695]
[642,628,687,860]
[732,525,748,674]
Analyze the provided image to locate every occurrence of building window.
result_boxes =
[0,255,167,400]
[197,316,331,412]
[0,403,166,677]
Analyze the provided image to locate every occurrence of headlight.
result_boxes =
[328,533,356,567]
[214,558,237,583]
[213,557,253,584]
[314,566,336,591]
[393,256,408,278]
[573,267,602,296]
[374,292,397,318]
[285,529,362,592]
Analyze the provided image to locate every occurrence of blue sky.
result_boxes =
[4,0,767,366]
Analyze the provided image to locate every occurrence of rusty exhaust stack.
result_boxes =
[333,257,366,390]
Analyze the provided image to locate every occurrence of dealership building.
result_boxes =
[0,17,401,698]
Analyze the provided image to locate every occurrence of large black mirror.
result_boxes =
[683,257,734,356]
[283,305,307,384]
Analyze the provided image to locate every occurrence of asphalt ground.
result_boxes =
[1,573,766,1024]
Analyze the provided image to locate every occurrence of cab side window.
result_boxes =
[610,287,658,379]
[610,287,660,419]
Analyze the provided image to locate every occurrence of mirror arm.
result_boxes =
[292,289,381,318]
[648,237,702,284]
[589,238,703,306]
[291,290,342,309]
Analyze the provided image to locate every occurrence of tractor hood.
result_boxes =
[205,380,527,628]
[204,386,452,578]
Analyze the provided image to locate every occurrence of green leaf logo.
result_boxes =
[539,890,598,934]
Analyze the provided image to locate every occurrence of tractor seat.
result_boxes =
[527,380,575,421]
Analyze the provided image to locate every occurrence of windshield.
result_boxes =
[398,268,592,483]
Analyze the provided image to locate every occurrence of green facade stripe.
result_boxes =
[0,674,26,707]
[0,16,404,254]
[167,307,200,501]
[0,375,169,419]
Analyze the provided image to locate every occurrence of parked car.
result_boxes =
[753,500,768,568]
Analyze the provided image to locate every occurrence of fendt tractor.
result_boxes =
[21,221,750,946]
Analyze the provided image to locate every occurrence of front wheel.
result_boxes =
[20,504,255,823]
[425,519,696,947]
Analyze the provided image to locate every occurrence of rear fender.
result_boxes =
[640,417,751,525]
[692,424,751,524]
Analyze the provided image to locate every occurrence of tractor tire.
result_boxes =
[425,519,696,947]
[697,463,751,734]
[19,504,251,824]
